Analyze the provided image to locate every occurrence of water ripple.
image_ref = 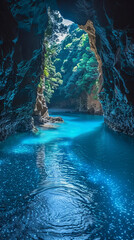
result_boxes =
[0,114,134,239]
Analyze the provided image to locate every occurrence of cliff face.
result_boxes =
[0,0,134,140]
[34,85,49,125]
[87,92,102,115]
[79,20,103,94]
[0,0,48,140]
[93,1,134,135]
[77,91,102,115]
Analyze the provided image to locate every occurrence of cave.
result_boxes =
[0,0,134,140]
[0,0,134,239]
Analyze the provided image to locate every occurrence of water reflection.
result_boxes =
[36,145,47,183]
[0,113,134,239]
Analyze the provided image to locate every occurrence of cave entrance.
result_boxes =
[34,9,103,125]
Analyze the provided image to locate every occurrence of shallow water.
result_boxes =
[0,113,134,240]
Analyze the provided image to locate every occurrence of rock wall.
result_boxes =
[0,0,48,140]
[0,0,134,140]
[79,20,103,94]
[87,92,103,115]
[34,85,49,125]
[94,1,134,135]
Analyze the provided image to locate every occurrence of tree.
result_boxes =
[49,24,99,109]
[38,9,66,103]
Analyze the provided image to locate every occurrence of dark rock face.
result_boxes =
[0,0,134,140]
[94,0,134,135]
[0,0,48,140]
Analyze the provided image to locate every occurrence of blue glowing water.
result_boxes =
[0,113,134,240]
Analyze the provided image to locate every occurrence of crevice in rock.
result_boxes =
[79,20,103,115]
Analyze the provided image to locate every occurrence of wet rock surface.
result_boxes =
[45,116,64,124]
[0,0,134,139]
[0,0,48,140]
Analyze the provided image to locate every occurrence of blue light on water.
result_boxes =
[66,149,127,213]
[11,145,34,154]
[22,115,103,145]
[0,159,3,165]
[0,113,134,239]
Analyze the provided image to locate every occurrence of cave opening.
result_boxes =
[34,9,103,127]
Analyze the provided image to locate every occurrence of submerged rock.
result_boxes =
[46,116,64,123]
[40,123,59,129]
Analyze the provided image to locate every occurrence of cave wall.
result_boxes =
[0,0,134,140]
[0,0,48,140]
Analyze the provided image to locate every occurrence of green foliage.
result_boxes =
[92,78,99,100]
[64,42,72,49]
[44,44,63,103]
[38,42,63,103]
[75,52,98,94]
[44,68,49,78]
[72,58,77,63]
[38,77,44,89]
[73,66,77,72]
[50,24,99,103]
[39,9,66,103]
[54,58,61,63]
[43,21,99,108]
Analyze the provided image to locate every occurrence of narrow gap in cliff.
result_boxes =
[34,9,102,126]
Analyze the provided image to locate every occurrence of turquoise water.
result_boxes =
[0,113,134,240]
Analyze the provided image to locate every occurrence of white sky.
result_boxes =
[58,18,74,42]
[62,19,73,26]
